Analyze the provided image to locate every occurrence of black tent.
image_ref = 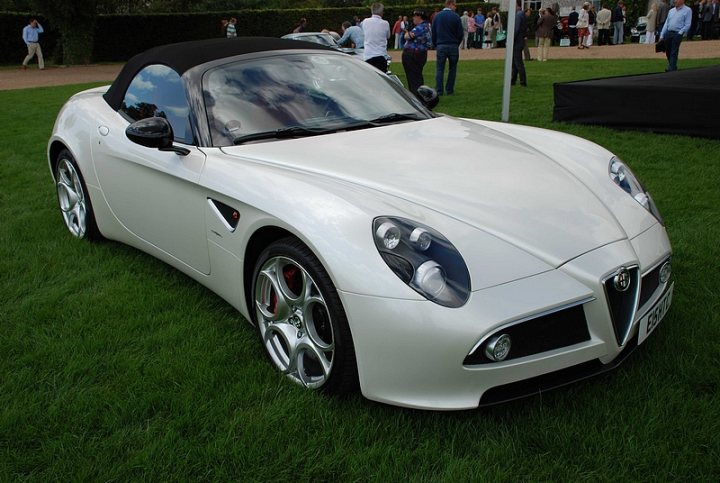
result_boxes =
[553,65,720,139]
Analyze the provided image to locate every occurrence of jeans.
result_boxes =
[612,21,624,44]
[435,44,460,95]
[664,31,683,71]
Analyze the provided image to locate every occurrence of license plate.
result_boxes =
[638,282,674,345]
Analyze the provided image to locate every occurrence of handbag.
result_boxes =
[496,29,507,42]
[655,39,666,53]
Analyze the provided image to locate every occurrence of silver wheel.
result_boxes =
[254,255,335,389]
[56,155,89,238]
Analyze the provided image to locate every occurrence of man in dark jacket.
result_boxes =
[511,1,528,86]
[568,7,579,45]
[611,1,625,44]
[431,0,463,95]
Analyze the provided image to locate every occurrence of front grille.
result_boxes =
[603,266,640,346]
[463,304,591,365]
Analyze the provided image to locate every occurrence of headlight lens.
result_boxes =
[373,217,471,308]
[608,157,663,223]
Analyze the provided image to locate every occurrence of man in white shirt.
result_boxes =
[362,2,390,72]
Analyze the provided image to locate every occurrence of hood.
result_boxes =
[221,116,627,267]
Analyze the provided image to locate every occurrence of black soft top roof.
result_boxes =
[103,37,333,111]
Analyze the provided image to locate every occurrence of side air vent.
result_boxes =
[208,199,241,231]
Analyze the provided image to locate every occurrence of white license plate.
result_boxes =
[638,282,674,345]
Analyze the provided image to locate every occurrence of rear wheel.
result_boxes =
[252,237,358,394]
[55,149,100,240]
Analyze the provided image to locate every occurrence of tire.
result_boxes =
[252,237,358,394]
[54,149,101,240]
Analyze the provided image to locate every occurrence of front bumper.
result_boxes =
[340,225,672,410]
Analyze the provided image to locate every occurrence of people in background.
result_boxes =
[432,0,463,95]
[226,17,237,38]
[338,20,364,48]
[511,0,528,87]
[597,3,612,45]
[362,2,391,72]
[660,0,693,71]
[612,1,625,44]
[577,2,590,49]
[646,3,658,44]
[21,17,44,70]
[402,10,432,97]
[536,7,555,61]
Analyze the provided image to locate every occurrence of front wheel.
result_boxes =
[252,237,358,394]
[55,149,100,240]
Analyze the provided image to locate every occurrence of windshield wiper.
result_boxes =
[333,113,426,133]
[366,113,425,124]
[233,126,336,145]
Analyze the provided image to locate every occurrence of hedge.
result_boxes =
[1,4,498,65]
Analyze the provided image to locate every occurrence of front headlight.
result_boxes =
[373,217,471,308]
[609,157,663,224]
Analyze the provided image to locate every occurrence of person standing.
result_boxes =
[585,4,597,47]
[596,4,612,45]
[226,17,237,38]
[402,10,432,97]
[511,1,528,87]
[656,0,670,37]
[577,3,590,49]
[475,9,486,48]
[701,0,717,38]
[611,1,625,44]
[645,3,658,44]
[432,0,463,96]
[392,16,403,49]
[21,17,44,70]
[362,3,391,72]
[568,7,579,46]
[536,7,555,61]
[523,8,533,59]
[660,0,693,71]
[461,11,470,49]
[490,7,503,48]
[468,11,477,48]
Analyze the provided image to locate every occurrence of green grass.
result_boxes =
[2,58,719,481]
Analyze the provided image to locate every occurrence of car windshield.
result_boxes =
[203,53,431,146]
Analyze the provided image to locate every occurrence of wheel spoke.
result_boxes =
[56,158,87,238]
[254,252,337,390]
[297,341,333,387]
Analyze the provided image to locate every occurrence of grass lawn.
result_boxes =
[1,58,719,481]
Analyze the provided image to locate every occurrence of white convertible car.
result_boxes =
[49,38,673,410]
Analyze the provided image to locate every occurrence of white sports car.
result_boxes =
[49,38,673,410]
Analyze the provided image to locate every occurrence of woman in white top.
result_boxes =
[645,3,657,44]
[577,2,590,49]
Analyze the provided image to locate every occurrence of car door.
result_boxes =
[92,64,211,274]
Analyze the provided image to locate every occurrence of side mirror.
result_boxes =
[125,117,189,155]
[416,85,439,110]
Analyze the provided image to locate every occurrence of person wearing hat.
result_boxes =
[402,10,432,97]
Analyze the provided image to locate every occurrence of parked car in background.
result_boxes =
[630,16,648,43]
[282,31,363,57]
